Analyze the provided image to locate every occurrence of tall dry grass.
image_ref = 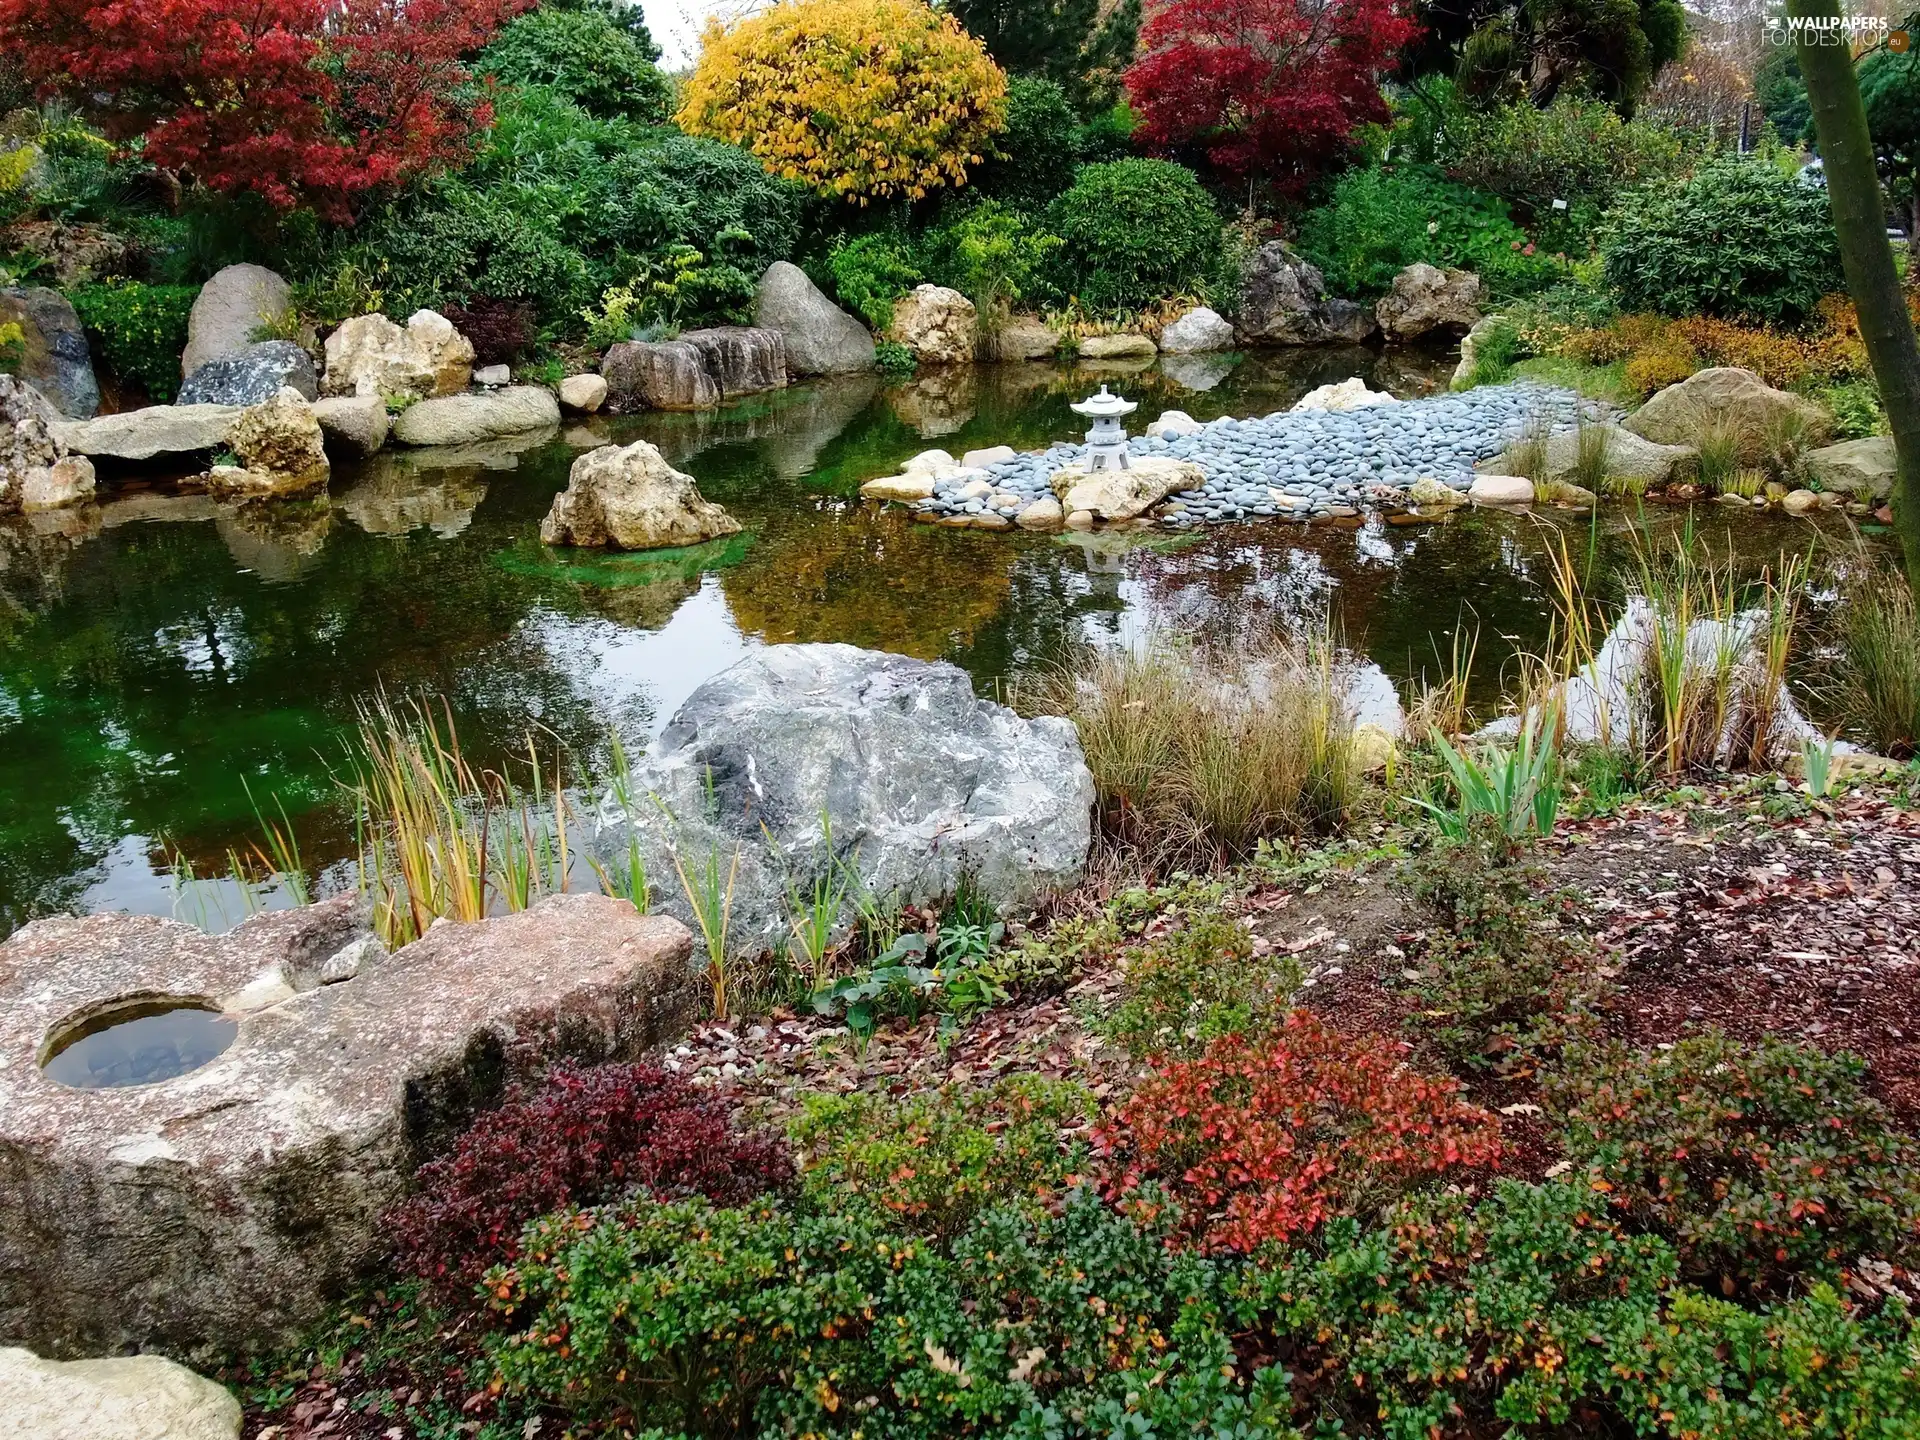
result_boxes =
[1036,633,1357,868]
[1830,569,1920,759]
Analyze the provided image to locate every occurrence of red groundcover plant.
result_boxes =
[388,1062,794,1299]
[1097,1012,1502,1252]
[0,0,528,218]
[1125,0,1421,196]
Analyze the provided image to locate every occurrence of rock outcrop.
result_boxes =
[177,340,318,406]
[182,264,294,378]
[1623,367,1833,461]
[0,894,700,1359]
[755,261,875,376]
[1450,313,1507,388]
[311,395,390,458]
[1804,435,1895,502]
[322,310,474,400]
[540,440,742,550]
[601,328,787,412]
[610,645,1094,960]
[558,373,609,413]
[0,376,93,514]
[985,315,1059,362]
[889,285,978,366]
[206,387,329,499]
[1080,333,1157,360]
[1049,455,1204,521]
[0,287,98,417]
[1292,377,1398,412]
[391,386,560,447]
[1237,243,1377,346]
[1376,263,1483,342]
[1158,306,1235,354]
[0,1346,242,1440]
[1496,424,1695,490]
[51,403,240,461]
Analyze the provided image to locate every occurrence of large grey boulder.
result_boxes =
[1375,263,1482,342]
[0,287,98,417]
[601,327,787,412]
[1480,423,1694,490]
[311,394,390,457]
[1158,306,1235,354]
[177,339,317,406]
[755,261,876,376]
[0,894,700,1359]
[540,440,743,550]
[0,376,93,514]
[0,1346,241,1440]
[1623,366,1832,461]
[605,645,1094,961]
[181,263,293,378]
[391,385,560,446]
[1237,244,1376,346]
[1805,435,1895,501]
[985,315,1059,363]
[51,403,241,461]
[889,285,978,366]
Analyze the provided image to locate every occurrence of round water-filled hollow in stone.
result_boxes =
[39,996,239,1090]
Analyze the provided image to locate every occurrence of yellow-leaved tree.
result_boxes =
[677,0,1008,205]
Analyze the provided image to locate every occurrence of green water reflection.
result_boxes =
[0,350,1858,931]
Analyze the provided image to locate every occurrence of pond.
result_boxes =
[0,348,1861,933]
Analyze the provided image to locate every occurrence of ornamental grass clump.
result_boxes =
[1041,633,1356,868]
[1830,568,1920,758]
[1096,1011,1504,1253]
[1549,1033,1920,1295]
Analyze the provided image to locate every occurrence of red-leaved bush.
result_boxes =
[387,1062,793,1300]
[1125,0,1421,196]
[1097,1013,1503,1252]
[0,0,528,218]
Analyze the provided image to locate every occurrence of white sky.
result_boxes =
[640,0,768,69]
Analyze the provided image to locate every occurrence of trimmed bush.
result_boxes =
[973,75,1079,208]
[1296,164,1558,300]
[1098,1012,1504,1253]
[386,1061,792,1299]
[479,7,672,121]
[66,280,197,402]
[1600,154,1844,326]
[1048,158,1224,311]
[1550,1033,1920,1292]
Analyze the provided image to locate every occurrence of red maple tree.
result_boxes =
[0,0,528,219]
[1124,0,1422,196]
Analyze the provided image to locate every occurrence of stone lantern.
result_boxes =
[1071,385,1137,472]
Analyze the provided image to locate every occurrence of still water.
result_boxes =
[0,349,1853,932]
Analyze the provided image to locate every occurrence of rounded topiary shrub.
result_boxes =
[974,75,1080,209]
[1048,158,1223,311]
[1600,155,1843,326]
[479,7,673,121]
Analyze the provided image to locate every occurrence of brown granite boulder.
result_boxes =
[600,327,786,412]
[0,894,699,1361]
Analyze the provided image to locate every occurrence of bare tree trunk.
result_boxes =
[1792,0,1920,590]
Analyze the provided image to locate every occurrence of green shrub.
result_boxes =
[1550,1032,1920,1292]
[1105,907,1302,1059]
[789,1077,1094,1239]
[873,337,917,374]
[1812,377,1886,439]
[1600,154,1844,326]
[1048,158,1224,311]
[919,201,1064,323]
[973,75,1080,208]
[1296,164,1559,301]
[479,8,672,121]
[1442,94,1693,252]
[1072,100,1140,166]
[66,280,197,401]
[827,231,923,331]
[487,1187,1295,1438]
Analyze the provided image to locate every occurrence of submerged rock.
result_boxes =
[540,439,742,550]
[755,261,875,376]
[0,894,699,1359]
[608,644,1094,960]
[0,1346,241,1440]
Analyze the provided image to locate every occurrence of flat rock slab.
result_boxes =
[52,403,242,461]
[0,894,699,1360]
[1,1346,241,1440]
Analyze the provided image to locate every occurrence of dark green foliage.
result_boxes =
[1071,101,1140,166]
[1399,827,1601,1069]
[1550,1032,1920,1292]
[1297,164,1560,300]
[1860,44,1920,229]
[486,1186,1295,1439]
[479,7,672,121]
[945,0,1140,110]
[1600,154,1845,325]
[827,231,923,331]
[1756,47,1814,147]
[66,279,197,401]
[973,77,1080,208]
[1047,158,1223,311]
[1429,0,1687,115]
[344,88,801,326]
